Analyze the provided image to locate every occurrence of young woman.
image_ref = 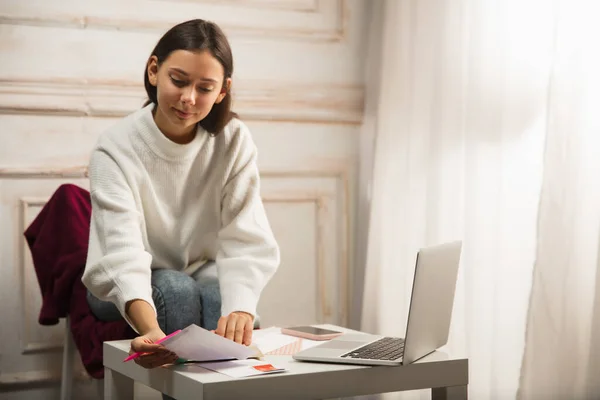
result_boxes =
[82,19,280,372]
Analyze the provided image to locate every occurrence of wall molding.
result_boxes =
[262,192,335,321]
[0,78,363,124]
[259,170,349,325]
[0,369,90,391]
[169,0,319,13]
[0,166,90,180]
[0,0,345,42]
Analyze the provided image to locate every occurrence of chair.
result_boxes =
[60,316,76,400]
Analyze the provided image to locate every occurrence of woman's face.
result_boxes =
[147,49,231,143]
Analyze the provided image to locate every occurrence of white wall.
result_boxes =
[0,0,369,398]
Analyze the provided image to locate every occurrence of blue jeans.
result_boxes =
[87,262,222,400]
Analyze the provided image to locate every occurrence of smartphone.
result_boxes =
[281,326,344,341]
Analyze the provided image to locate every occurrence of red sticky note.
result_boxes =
[253,364,278,372]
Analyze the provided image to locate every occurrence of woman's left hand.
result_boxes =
[214,311,254,345]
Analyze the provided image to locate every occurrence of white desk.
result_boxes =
[103,326,468,400]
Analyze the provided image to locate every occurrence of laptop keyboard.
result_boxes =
[341,337,405,361]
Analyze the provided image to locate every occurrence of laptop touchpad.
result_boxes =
[322,341,367,350]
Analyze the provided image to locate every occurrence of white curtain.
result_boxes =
[518,2,600,399]
[358,1,600,399]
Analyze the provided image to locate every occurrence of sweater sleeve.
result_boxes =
[82,149,155,331]
[217,122,280,318]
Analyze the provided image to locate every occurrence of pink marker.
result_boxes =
[123,329,182,362]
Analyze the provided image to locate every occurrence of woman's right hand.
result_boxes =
[129,328,179,369]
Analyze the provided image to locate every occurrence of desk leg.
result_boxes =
[432,385,468,400]
[104,367,134,400]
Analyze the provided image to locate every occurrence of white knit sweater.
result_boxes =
[82,104,280,326]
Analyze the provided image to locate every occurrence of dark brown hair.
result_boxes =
[144,19,236,135]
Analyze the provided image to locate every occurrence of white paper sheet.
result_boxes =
[250,327,326,355]
[300,338,324,351]
[195,359,286,378]
[251,327,298,354]
[160,324,257,362]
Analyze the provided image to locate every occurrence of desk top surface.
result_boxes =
[103,325,468,400]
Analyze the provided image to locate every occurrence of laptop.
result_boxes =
[293,240,462,366]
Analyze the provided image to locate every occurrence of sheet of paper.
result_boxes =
[250,327,326,355]
[299,338,323,351]
[161,324,257,362]
[196,359,286,378]
[251,327,298,354]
